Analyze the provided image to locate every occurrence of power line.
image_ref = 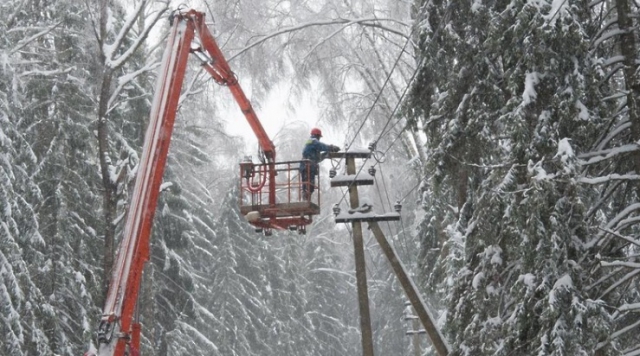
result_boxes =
[333,46,420,206]
[333,4,451,208]
[334,7,449,206]
[372,55,425,152]
[344,22,417,152]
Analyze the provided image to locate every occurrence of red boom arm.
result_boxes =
[91,10,275,356]
[191,12,276,162]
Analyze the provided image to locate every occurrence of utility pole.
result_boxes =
[329,147,450,356]
[404,303,425,356]
[329,149,376,356]
[412,316,421,356]
[347,153,375,356]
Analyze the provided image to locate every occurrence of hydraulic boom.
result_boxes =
[89,9,275,356]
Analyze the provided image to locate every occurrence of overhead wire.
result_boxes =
[330,5,455,279]
[370,55,425,153]
[377,163,416,267]
[338,163,422,256]
[333,30,417,207]
[353,3,474,231]
[328,5,459,313]
[332,2,453,208]
[343,20,418,152]
[370,3,495,176]
[369,56,425,170]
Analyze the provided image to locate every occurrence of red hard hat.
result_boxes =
[311,128,322,137]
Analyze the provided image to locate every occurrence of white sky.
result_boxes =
[129,1,345,158]
[220,79,333,156]
[226,85,314,145]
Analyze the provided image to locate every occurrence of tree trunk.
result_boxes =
[615,0,640,211]
[616,0,640,138]
[97,67,117,296]
[96,0,117,297]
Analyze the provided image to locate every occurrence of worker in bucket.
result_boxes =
[300,128,340,200]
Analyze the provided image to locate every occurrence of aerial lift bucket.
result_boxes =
[239,159,320,234]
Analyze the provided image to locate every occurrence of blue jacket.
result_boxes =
[302,137,332,164]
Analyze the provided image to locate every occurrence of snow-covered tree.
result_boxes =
[0,0,104,354]
[409,1,615,354]
[88,0,168,292]
[579,0,640,353]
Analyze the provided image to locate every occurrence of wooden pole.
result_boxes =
[413,316,420,356]
[346,156,375,356]
[368,221,450,356]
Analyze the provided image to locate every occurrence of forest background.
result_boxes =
[2,0,640,355]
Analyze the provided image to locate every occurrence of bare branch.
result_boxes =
[106,62,160,114]
[301,23,354,63]
[619,302,640,312]
[594,121,630,151]
[578,174,640,184]
[19,67,74,78]
[6,0,29,29]
[578,143,639,165]
[104,0,148,61]
[596,319,640,350]
[107,2,169,69]
[598,227,640,248]
[585,203,640,249]
[601,260,640,268]
[10,21,64,54]
[230,17,410,61]
[598,268,640,299]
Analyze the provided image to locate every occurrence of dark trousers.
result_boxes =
[300,162,318,195]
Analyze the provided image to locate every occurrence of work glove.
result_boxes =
[330,145,341,152]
